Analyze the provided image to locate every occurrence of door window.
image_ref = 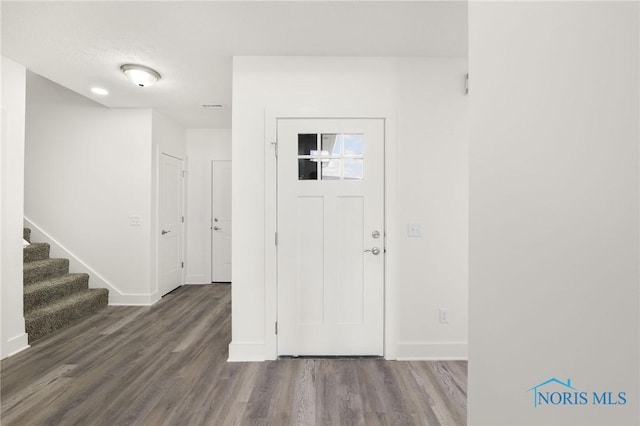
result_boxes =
[297,133,364,181]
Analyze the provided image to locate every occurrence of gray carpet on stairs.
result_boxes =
[23,228,109,343]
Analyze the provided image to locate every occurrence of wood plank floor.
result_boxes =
[1,285,467,425]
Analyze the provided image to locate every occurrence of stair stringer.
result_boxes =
[24,217,157,306]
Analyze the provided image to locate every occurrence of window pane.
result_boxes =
[343,159,364,180]
[298,159,318,180]
[321,159,341,180]
[298,134,317,155]
[343,134,364,156]
[321,134,341,156]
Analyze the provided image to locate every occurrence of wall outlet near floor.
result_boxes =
[439,308,450,324]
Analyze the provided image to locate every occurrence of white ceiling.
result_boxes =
[1,1,468,128]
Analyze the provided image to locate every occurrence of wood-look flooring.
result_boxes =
[1,284,467,425]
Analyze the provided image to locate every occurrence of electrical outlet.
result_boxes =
[439,308,450,324]
[407,223,423,237]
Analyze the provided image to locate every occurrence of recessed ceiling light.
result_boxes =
[202,104,223,108]
[91,87,109,96]
[121,64,161,87]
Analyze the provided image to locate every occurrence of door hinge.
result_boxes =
[275,232,278,246]
[181,262,184,268]
[465,73,469,95]
[271,141,278,158]
[182,170,187,178]
[275,321,278,335]
[181,216,184,223]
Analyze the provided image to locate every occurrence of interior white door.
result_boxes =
[212,160,232,282]
[159,153,184,296]
[277,118,384,356]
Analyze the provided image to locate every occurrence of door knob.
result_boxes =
[214,218,219,222]
[161,230,170,235]
[364,247,381,255]
[213,226,221,231]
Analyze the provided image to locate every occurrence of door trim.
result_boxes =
[155,152,186,299]
[264,109,399,360]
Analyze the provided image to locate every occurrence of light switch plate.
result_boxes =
[129,215,142,226]
[407,223,423,237]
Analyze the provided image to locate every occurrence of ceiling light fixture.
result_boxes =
[121,64,161,87]
[91,87,109,95]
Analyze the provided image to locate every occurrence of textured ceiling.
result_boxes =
[2,1,468,128]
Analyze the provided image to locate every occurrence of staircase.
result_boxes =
[23,228,109,343]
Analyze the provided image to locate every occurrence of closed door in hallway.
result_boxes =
[159,153,184,296]
[211,160,232,282]
[277,118,385,356]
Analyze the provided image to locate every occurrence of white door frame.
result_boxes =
[155,152,186,298]
[264,109,399,360]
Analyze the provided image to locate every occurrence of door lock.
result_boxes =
[364,247,381,255]
[371,230,380,239]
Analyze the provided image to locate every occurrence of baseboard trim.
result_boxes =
[185,274,207,284]
[396,341,468,361]
[228,341,265,362]
[24,217,156,306]
[109,293,158,306]
[2,333,29,359]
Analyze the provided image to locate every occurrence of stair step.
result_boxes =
[23,228,31,243]
[24,273,89,314]
[25,288,109,343]
[23,258,69,285]
[23,242,50,263]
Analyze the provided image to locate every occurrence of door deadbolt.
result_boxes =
[371,230,380,239]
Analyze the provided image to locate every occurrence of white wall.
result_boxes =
[185,128,231,284]
[25,72,155,304]
[153,110,187,159]
[231,57,468,361]
[1,57,29,358]
[468,2,638,425]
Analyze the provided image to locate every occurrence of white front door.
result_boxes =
[211,160,232,282]
[159,153,184,296]
[277,118,384,356]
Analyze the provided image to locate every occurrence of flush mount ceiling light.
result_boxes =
[120,64,161,87]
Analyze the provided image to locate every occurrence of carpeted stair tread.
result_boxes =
[24,273,90,314]
[20,231,110,342]
[23,258,69,285]
[23,242,50,263]
[25,288,109,343]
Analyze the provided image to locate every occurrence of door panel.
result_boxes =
[336,196,364,325]
[159,154,184,296]
[277,118,384,356]
[212,160,232,282]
